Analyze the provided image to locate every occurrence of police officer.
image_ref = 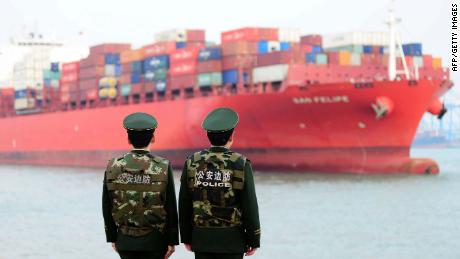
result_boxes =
[102,112,179,259]
[179,107,261,259]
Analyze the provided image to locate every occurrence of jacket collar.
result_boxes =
[209,146,229,152]
[131,149,150,154]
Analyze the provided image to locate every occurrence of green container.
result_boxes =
[153,69,167,80]
[121,84,132,96]
[326,45,364,54]
[43,69,52,79]
[198,72,223,87]
[315,53,328,64]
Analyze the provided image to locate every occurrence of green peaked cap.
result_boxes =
[123,112,158,131]
[202,107,239,132]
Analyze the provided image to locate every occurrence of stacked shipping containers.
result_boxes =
[197,48,223,87]
[0,88,15,116]
[60,61,80,106]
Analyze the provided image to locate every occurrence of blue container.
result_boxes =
[105,53,120,65]
[311,45,322,54]
[223,70,238,84]
[198,48,222,62]
[44,79,52,86]
[176,42,187,49]
[280,42,291,51]
[50,62,59,72]
[402,43,422,56]
[132,61,143,73]
[379,46,385,54]
[115,64,122,77]
[144,55,169,71]
[363,45,373,54]
[258,41,268,54]
[305,53,316,64]
[131,73,142,84]
[14,89,27,99]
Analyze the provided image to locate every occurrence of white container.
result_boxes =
[267,41,281,52]
[323,32,389,49]
[50,79,59,88]
[413,56,424,68]
[14,98,29,110]
[253,64,289,83]
[155,29,187,42]
[104,65,116,77]
[279,28,301,42]
[350,53,362,66]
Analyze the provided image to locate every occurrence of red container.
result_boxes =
[300,35,322,46]
[79,66,105,79]
[0,88,14,96]
[170,47,200,63]
[301,45,313,54]
[141,83,153,93]
[80,56,105,68]
[372,46,381,54]
[61,72,79,84]
[222,42,258,56]
[423,55,433,67]
[60,83,79,92]
[90,44,131,56]
[326,52,340,65]
[221,27,278,42]
[257,49,302,67]
[131,83,144,94]
[170,61,198,76]
[120,74,131,85]
[186,30,206,42]
[186,41,206,49]
[122,63,133,74]
[170,75,196,89]
[222,55,258,70]
[143,42,176,57]
[62,61,80,73]
[79,79,98,91]
[198,60,222,73]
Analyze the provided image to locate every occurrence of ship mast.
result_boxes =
[387,0,410,81]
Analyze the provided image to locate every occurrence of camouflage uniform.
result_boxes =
[102,150,179,259]
[179,146,261,259]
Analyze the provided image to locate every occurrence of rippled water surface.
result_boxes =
[1,149,459,259]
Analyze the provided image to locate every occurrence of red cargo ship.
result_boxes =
[0,7,453,174]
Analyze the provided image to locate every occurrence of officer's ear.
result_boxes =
[151,134,155,144]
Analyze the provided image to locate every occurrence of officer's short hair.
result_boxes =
[127,129,154,148]
[207,129,234,146]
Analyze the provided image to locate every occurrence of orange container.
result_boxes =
[143,42,176,57]
[338,51,351,65]
[120,49,145,64]
[432,57,442,69]
[222,42,258,56]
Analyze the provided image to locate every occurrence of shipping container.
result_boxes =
[155,29,204,43]
[350,53,362,66]
[222,42,258,56]
[221,27,279,42]
[198,48,222,62]
[121,84,131,96]
[131,73,142,84]
[311,45,322,54]
[222,55,258,70]
[198,72,223,87]
[423,55,433,68]
[143,42,176,57]
[90,44,131,56]
[104,53,120,65]
[50,62,59,72]
[257,50,302,66]
[79,79,99,90]
[280,42,290,51]
[120,49,144,64]
[222,70,238,84]
[413,56,424,68]
[300,34,323,46]
[170,48,200,63]
[60,73,79,84]
[316,53,328,64]
[402,43,422,56]
[198,60,222,73]
[169,61,198,76]
[79,66,105,79]
[62,62,80,73]
[156,80,167,92]
[144,69,168,81]
[432,58,442,69]
[306,53,316,64]
[253,64,289,83]
[170,75,195,89]
[176,42,187,49]
[338,51,351,65]
[80,56,105,68]
[144,55,169,71]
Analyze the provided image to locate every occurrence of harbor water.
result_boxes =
[0,148,459,259]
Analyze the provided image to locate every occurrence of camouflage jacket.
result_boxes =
[104,150,170,237]
[179,146,261,253]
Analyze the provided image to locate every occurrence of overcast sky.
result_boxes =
[1,0,458,100]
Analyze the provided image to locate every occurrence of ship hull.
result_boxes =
[0,79,449,174]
